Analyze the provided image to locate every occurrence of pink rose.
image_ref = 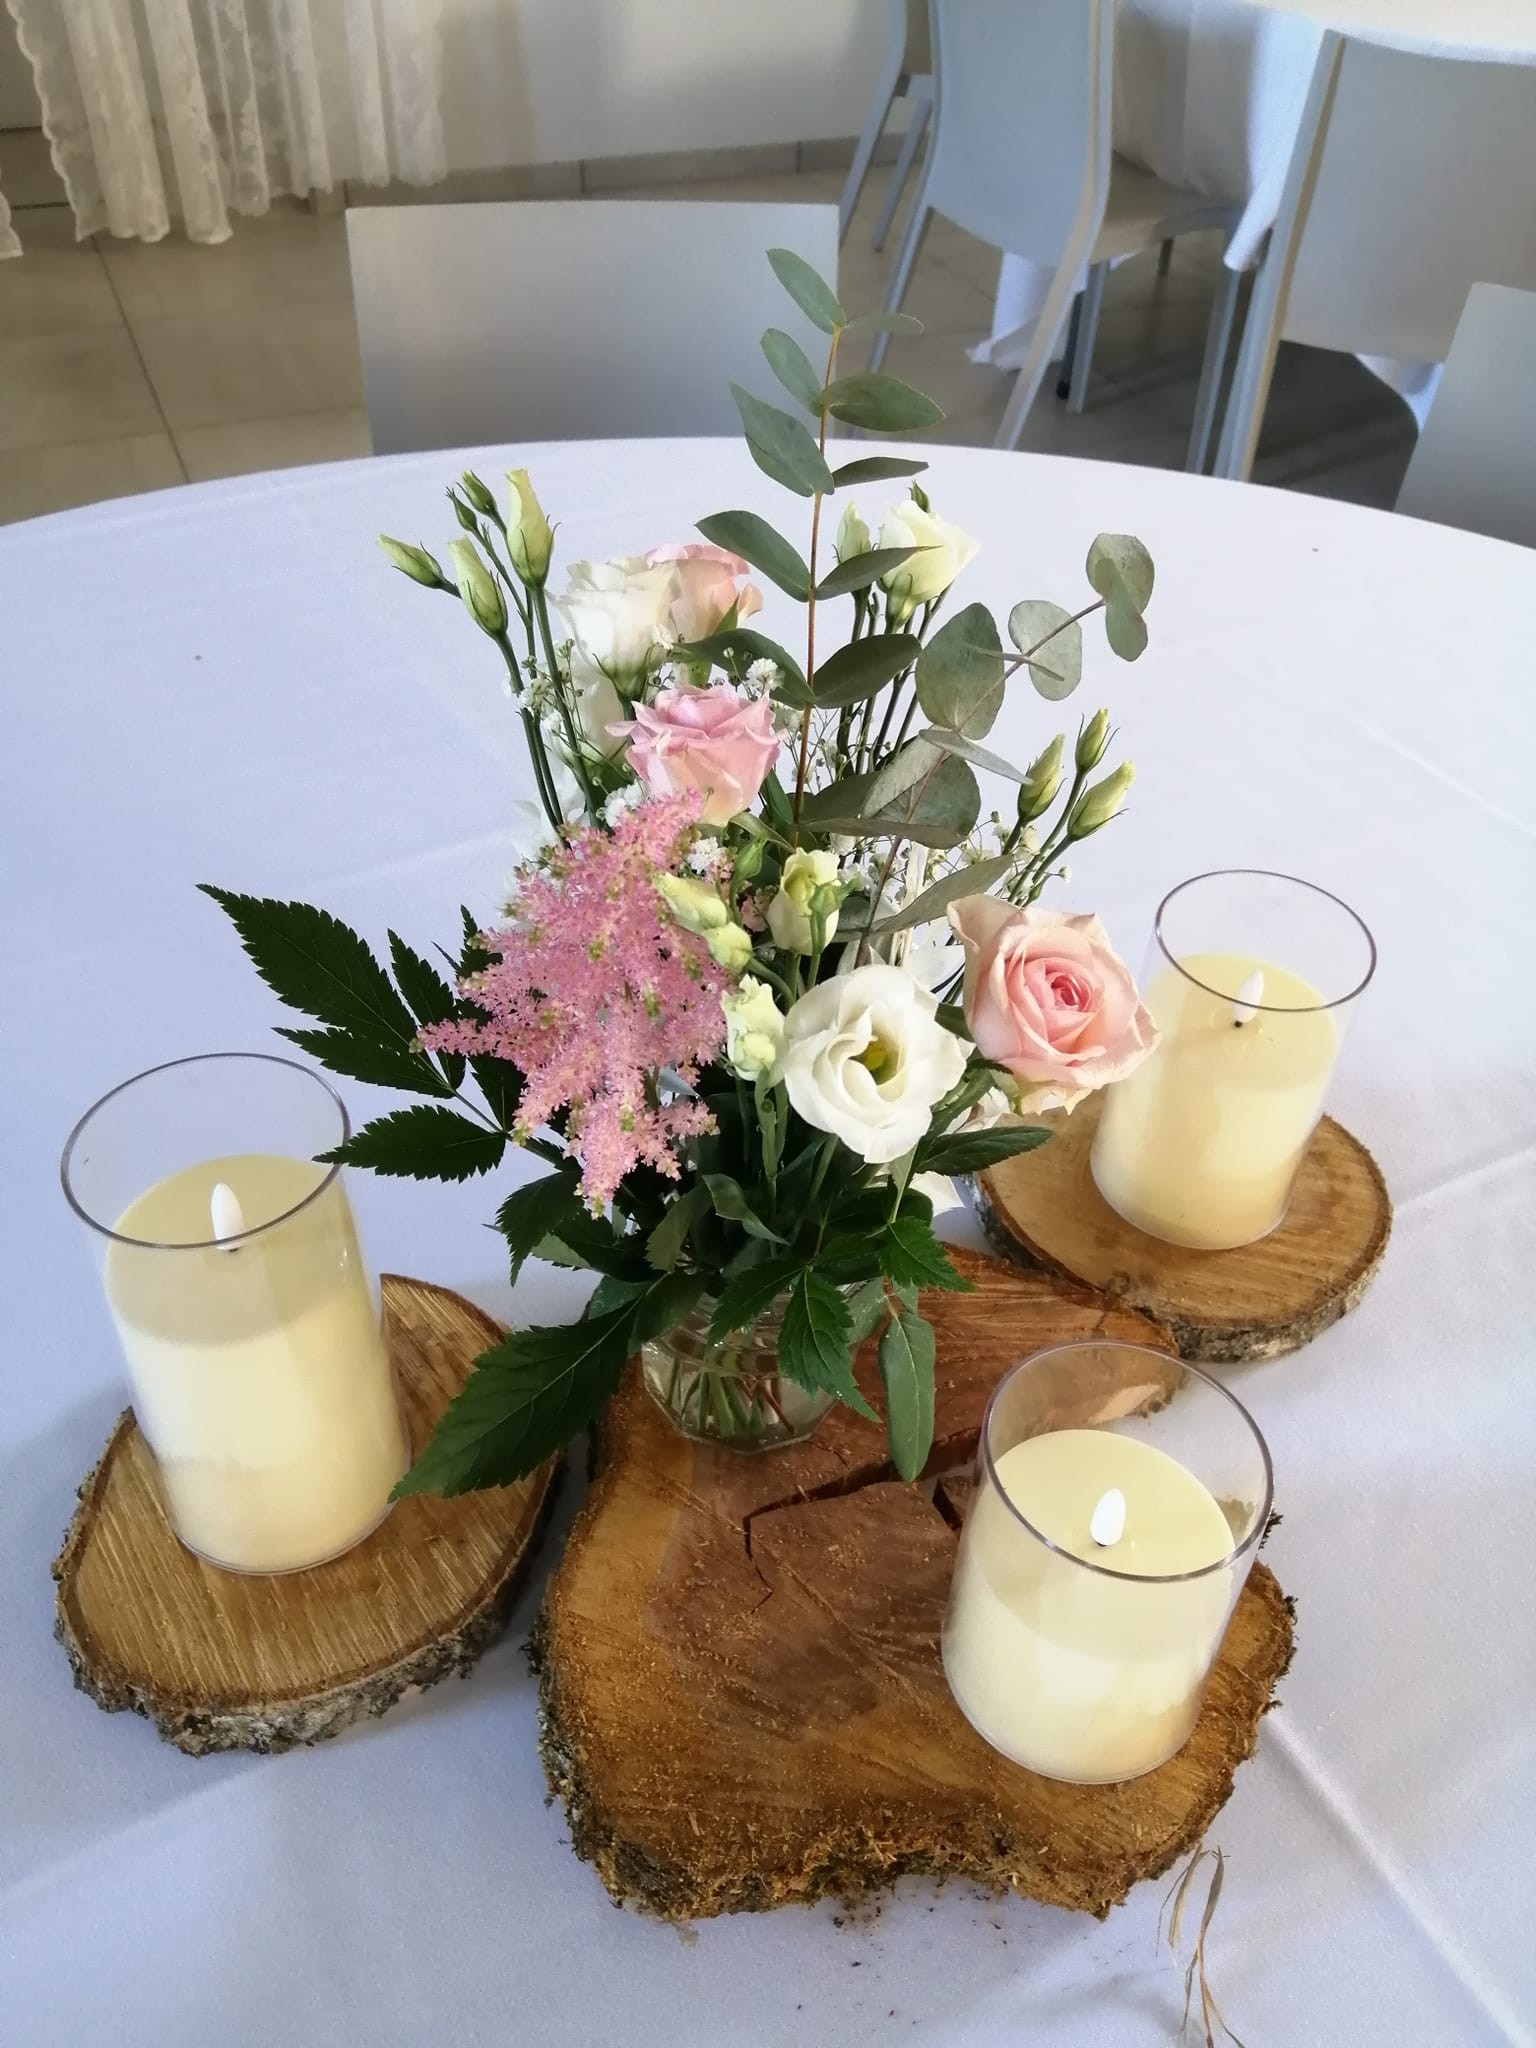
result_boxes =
[644,543,763,642]
[946,897,1156,1110]
[611,681,780,826]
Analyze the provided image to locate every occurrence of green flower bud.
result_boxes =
[1069,759,1134,837]
[1075,708,1111,772]
[835,501,870,563]
[505,468,554,585]
[1016,734,1065,823]
[909,481,931,514]
[378,535,443,587]
[731,835,766,886]
[706,921,755,974]
[459,471,497,517]
[445,538,507,637]
[655,872,728,935]
[447,487,480,534]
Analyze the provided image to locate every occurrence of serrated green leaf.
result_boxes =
[815,543,927,600]
[878,1308,935,1480]
[1007,599,1084,700]
[830,455,930,487]
[761,327,824,412]
[587,1274,650,1320]
[914,603,1005,737]
[471,1055,522,1132]
[274,1025,453,1098]
[646,1185,708,1272]
[674,626,809,705]
[811,632,920,709]
[495,1169,584,1283]
[821,371,945,433]
[321,1103,506,1182]
[696,511,811,600]
[387,929,465,1089]
[732,382,835,499]
[766,247,844,335]
[540,1210,649,1279]
[394,1308,634,1495]
[200,886,417,1044]
[1086,532,1155,612]
[707,1256,804,1344]
[917,1123,1051,1176]
[628,1270,707,1347]
[845,1276,889,1345]
[879,1208,974,1292]
[840,310,925,341]
[867,849,1014,936]
[703,1172,785,1243]
[779,1272,877,1421]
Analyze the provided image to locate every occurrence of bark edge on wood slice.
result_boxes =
[54,1276,560,1757]
[535,1246,1293,1921]
[975,1097,1391,1364]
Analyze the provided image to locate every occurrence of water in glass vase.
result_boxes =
[641,1297,834,1453]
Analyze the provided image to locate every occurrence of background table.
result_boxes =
[3,440,1534,2046]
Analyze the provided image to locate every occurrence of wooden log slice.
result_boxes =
[535,1248,1294,1921]
[54,1276,560,1756]
[976,1098,1391,1364]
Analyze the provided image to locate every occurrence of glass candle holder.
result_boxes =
[942,1341,1272,1784]
[1090,869,1376,1249]
[61,1053,408,1575]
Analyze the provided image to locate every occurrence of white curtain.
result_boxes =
[3,0,448,245]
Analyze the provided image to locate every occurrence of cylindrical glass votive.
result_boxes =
[943,1342,1272,1783]
[61,1054,408,1574]
[1090,869,1376,1249]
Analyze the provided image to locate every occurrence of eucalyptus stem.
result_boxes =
[791,328,842,839]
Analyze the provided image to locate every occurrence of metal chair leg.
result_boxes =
[1067,260,1107,414]
[1185,259,1242,473]
[994,263,1082,451]
[1056,291,1084,402]
[871,76,933,253]
[1157,238,1174,277]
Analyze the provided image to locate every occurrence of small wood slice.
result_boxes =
[535,1248,1294,1921]
[976,1099,1391,1365]
[54,1276,560,1756]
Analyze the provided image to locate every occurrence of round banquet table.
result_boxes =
[3,440,1534,2048]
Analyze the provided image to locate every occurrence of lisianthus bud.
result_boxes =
[448,488,480,534]
[460,471,497,517]
[706,921,755,974]
[506,469,554,585]
[836,502,870,563]
[445,539,507,636]
[655,872,728,935]
[1075,708,1111,772]
[1017,734,1065,823]
[378,535,444,587]
[1069,759,1134,837]
[732,836,766,886]
[722,976,784,1080]
[766,849,841,954]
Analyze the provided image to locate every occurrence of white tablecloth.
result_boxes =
[976,0,1326,369]
[3,441,1534,2047]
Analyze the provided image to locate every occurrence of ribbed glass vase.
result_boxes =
[640,1295,834,1453]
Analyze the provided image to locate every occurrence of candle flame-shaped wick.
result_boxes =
[1232,970,1264,1027]
[1089,1488,1126,1548]
[210,1181,246,1251]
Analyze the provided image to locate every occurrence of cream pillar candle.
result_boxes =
[943,1430,1235,1783]
[1091,952,1337,1249]
[104,1152,407,1573]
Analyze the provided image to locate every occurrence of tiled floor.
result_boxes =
[0,127,1415,528]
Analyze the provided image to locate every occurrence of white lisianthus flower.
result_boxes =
[723,976,784,1078]
[878,499,980,621]
[554,557,679,688]
[776,964,968,1165]
[573,670,627,758]
[767,849,841,954]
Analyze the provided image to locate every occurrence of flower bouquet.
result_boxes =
[205,248,1156,1489]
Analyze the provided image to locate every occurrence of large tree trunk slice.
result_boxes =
[975,1099,1391,1364]
[54,1277,560,1757]
[535,1248,1293,1921]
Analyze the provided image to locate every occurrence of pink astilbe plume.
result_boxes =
[422,794,728,1208]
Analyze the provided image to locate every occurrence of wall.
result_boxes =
[438,0,890,171]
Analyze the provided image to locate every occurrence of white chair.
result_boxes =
[1214,39,1536,482]
[347,200,840,454]
[1395,284,1536,550]
[839,0,933,250]
[870,0,1241,465]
